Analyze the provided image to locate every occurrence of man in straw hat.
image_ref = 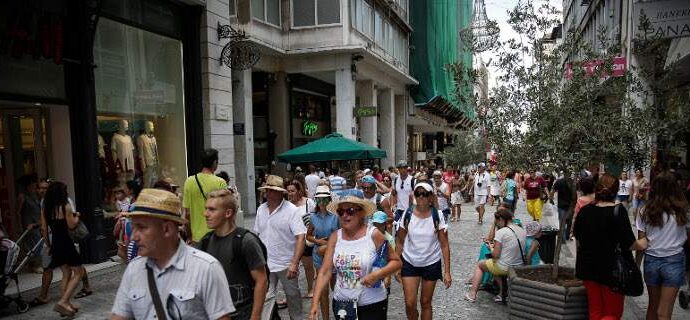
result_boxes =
[111,188,234,320]
[254,175,307,320]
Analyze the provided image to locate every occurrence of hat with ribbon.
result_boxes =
[258,175,287,192]
[314,185,332,198]
[126,188,186,224]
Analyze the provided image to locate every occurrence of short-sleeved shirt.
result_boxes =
[553,178,574,209]
[494,225,527,268]
[199,229,266,307]
[253,200,307,272]
[311,212,340,240]
[329,175,347,191]
[617,179,633,196]
[574,205,636,285]
[112,240,234,319]
[474,172,491,196]
[524,176,546,200]
[395,175,415,211]
[401,212,448,267]
[183,173,227,242]
[636,210,690,257]
[304,174,321,198]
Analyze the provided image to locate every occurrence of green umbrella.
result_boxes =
[277,133,387,163]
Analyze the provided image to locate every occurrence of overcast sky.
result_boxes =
[479,0,563,88]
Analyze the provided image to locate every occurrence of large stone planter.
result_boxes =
[508,265,588,320]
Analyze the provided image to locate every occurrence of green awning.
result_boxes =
[277,133,387,163]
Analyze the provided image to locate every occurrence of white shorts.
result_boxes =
[474,195,487,206]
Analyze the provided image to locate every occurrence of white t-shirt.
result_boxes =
[304,174,321,198]
[395,175,414,211]
[474,172,491,196]
[636,211,690,257]
[434,182,450,211]
[618,179,633,196]
[253,200,308,272]
[401,212,448,267]
[494,225,527,268]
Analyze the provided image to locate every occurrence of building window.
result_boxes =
[229,0,236,16]
[93,18,188,209]
[252,0,281,26]
[292,0,340,27]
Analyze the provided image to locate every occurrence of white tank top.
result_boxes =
[332,227,387,306]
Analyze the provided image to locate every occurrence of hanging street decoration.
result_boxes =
[460,0,500,53]
[218,22,261,70]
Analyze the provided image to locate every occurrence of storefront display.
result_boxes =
[94,18,187,212]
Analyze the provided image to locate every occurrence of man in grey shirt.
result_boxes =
[111,189,234,320]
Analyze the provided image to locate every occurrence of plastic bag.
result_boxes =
[540,202,559,231]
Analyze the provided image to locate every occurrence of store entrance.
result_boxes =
[0,108,47,239]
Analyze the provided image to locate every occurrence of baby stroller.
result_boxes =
[0,225,44,313]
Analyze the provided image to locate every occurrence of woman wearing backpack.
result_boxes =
[396,182,452,320]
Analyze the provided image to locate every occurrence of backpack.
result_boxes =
[199,228,270,306]
[402,205,441,232]
[374,193,385,212]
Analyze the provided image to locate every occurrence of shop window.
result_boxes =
[252,0,281,26]
[93,18,187,210]
[292,0,340,28]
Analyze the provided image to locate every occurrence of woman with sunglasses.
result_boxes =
[306,185,340,320]
[396,183,451,320]
[308,196,401,320]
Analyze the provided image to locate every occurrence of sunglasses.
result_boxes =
[414,190,432,198]
[336,207,362,217]
[315,197,331,204]
[362,185,376,191]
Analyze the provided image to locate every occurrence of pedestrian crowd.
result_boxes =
[9,148,690,320]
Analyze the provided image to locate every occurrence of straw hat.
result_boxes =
[327,196,376,217]
[126,188,185,224]
[258,175,287,192]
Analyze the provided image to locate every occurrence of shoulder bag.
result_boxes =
[506,226,528,265]
[609,204,644,296]
[146,265,168,320]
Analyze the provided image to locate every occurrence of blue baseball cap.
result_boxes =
[371,211,388,224]
[360,175,376,185]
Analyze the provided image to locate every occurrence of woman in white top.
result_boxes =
[635,172,690,320]
[308,196,401,320]
[287,179,317,298]
[616,172,633,208]
[396,182,452,320]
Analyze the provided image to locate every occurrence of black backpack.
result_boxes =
[199,228,270,305]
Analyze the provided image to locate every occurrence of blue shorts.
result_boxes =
[616,195,630,202]
[401,258,442,281]
[632,198,646,208]
[644,252,687,288]
[442,209,451,222]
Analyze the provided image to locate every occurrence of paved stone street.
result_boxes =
[4,201,689,319]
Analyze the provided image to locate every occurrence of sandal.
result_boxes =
[53,303,76,317]
[74,289,93,299]
[493,295,503,303]
[464,292,476,303]
[30,298,48,307]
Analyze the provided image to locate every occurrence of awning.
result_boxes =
[277,133,387,163]
[416,95,475,130]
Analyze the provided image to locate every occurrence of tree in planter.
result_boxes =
[451,0,671,281]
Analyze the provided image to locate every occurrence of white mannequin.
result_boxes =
[111,120,135,177]
[137,121,159,187]
[98,134,106,159]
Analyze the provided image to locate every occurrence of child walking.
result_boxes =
[451,182,463,222]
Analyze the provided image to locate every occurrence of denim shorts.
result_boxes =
[644,252,687,288]
[401,258,442,281]
[616,195,630,202]
[632,198,646,209]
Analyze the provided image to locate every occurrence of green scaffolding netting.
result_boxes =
[410,0,474,119]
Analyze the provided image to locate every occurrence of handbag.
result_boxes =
[609,204,644,296]
[69,221,89,241]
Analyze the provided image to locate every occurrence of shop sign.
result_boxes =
[634,0,690,40]
[354,106,377,117]
[134,90,165,104]
[302,120,319,136]
[564,56,627,79]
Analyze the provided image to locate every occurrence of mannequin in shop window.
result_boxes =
[137,121,158,187]
[111,120,135,184]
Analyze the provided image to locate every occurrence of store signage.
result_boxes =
[302,120,319,136]
[634,0,690,40]
[134,90,165,104]
[564,56,627,79]
[354,106,377,117]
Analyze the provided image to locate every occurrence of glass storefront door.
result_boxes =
[0,108,47,238]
